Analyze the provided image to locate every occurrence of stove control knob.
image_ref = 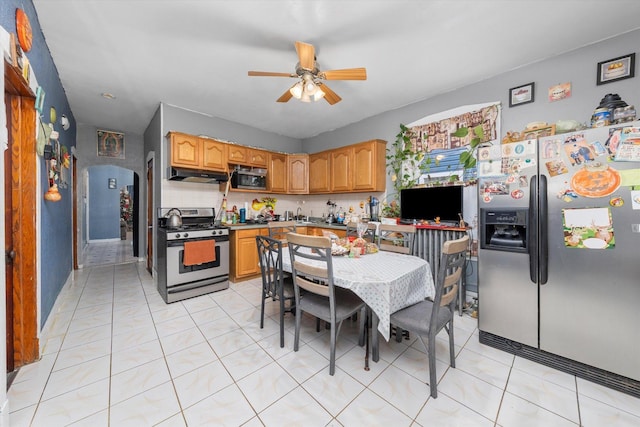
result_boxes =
[183,233,189,238]
[174,233,181,239]
[215,230,222,235]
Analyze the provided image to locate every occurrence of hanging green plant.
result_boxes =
[386,124,425,195]
[452,124,485,170]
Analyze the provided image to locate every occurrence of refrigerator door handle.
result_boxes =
[539,174,549,284]
[529,176,538,283]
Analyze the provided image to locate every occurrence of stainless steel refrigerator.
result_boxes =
[477,122,640,393]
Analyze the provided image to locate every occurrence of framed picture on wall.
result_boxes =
[597,53,635,85]
[97,129,125,159]
[509,82,535,107]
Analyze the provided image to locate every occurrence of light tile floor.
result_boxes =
[8,259,640,426]
[81,234,137,268]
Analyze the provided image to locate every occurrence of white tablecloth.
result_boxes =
[281,248,434,341]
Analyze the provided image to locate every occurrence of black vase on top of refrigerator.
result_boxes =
[477,122,640,397]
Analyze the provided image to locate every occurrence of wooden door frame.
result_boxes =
[5,61,39,367]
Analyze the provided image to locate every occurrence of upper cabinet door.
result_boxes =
[352,140,386,191]
[288,154,309,194]
[248,149,268,168]
[309,151,330,193]
[227,145,248,164]
[170,133,200,168]
[268,153,287,193]
[330,147,352,192]
[201,139,227,171]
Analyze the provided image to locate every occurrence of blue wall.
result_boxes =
[1,1,76,327]
[88,166,133,240]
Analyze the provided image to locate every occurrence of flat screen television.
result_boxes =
[400,186,463,224]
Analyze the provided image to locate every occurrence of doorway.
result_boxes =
[81,165,139,267]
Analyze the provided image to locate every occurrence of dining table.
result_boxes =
[280,246,434,364]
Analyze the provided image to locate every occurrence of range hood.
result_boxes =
[167,167,229,184]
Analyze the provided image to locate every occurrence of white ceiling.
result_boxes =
[32,0,640,140]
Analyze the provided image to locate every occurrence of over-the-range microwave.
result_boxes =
[231,167,267,190]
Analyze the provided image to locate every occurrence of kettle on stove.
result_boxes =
[166,208,183,228]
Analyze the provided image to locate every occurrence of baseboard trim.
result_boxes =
[479,330,640,399]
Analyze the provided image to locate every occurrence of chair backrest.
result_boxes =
[268,220,297,242]
[377,224,416,255]
[346,222,377,243]
[256,235,286,300]
[286,232,335,299]
[432,235,469,316]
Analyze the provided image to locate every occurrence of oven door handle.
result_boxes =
[167,276,229,294]
[167,237,228,247]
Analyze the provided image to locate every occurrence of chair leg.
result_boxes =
[279,298,285,348]
[260,289,266,329]
[329,322,337,375]
[316,317,321,332]
[448,321,456,368]
[427,335,438,399]
[395,327,403,343]
[294,307,301,352]
[358,307,366,347]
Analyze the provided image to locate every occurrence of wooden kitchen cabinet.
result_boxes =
[309,151,331,193]
[248,148,269,168]
[170,132,227,172]
[352,139,387,191]
[287,154,309,194]
[330,147,352,192]
[268,153,287,193]
[227,145,247,164]
[227,146,269,168]
[230,228,267,282]
[202,139,227,171]
[170,132,201,168]
[305,226,346,238]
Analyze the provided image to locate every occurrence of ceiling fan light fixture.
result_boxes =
[289,81,304,99]
[313,87,325,101]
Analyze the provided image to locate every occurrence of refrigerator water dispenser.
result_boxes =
[480,208,528,252]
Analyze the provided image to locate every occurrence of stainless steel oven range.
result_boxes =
[157,207,229,303]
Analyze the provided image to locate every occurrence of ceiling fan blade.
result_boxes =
[295,41,315,71]
[276,87,294,103]
[321,68,367,80]
[248,71,296,77]
[319,83,341,105]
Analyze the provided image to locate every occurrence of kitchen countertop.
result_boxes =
[226,221,348,231]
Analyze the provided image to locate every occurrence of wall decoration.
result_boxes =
[15,8,33,52]
[97,129,125,159]
[35,87,45,114]
[548,82,571,102]
[563,134,595,165]
[563,207,614,249]
[597,53,635,85]
[509,82,534,107]
[108,178,117,189]
[613,126,640,161]
[407,104,499,153]
[631,190,640,210]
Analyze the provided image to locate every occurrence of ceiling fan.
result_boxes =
[248,41,366,105]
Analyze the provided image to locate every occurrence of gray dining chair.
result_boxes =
[377,223,416,255]
[256,235,295,348]
[346,221,377,242]
[389,235,469,398]
[268,220,297,243]
[286,232,366,375]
